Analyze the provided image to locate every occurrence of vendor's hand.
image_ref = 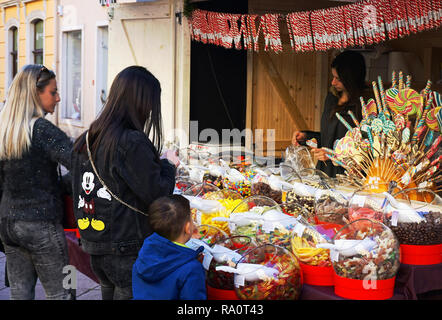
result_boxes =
[161,149,180,167]
[311,147,329,162]
[292,131,307,146]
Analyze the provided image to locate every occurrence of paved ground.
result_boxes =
[0,251,101,300]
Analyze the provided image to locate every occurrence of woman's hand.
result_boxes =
[160,149,180,167]
[311,147,329,162]
[292,131,307,146]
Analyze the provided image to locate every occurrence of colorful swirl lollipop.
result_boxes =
[385,88,399,110]
[394,114,405,131]
[383,120,396,135]
[365,98,378,117]
[371,118,383,135]
[392,88,422,117]
[334,136,356,160]
[426,106,441,131]
[431,91,442,108]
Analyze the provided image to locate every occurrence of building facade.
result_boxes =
[0,0,110,138]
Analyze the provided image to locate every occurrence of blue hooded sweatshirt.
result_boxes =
[132,232,207,300]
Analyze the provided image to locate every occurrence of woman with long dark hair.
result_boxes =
[71,66,178,300]
[292,50,369,178]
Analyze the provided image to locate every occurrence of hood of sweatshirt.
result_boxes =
[133,232,203,282]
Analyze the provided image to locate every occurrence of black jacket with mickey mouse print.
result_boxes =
[71,129,176,256]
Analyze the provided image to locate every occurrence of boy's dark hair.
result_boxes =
[148,195,191,241]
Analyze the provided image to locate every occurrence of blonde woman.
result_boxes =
[0,64,73,300]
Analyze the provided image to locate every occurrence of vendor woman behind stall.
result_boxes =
[292,50,370,178]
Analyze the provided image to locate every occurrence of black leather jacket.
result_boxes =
[0,118,72,222]
[71,129,176,256]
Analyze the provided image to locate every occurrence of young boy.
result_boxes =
[132,194,207,300]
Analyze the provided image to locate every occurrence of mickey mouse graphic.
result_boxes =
[77,172,110,231]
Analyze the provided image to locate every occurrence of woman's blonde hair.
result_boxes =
[0,64,55,160]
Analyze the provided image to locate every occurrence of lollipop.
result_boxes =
[426,106,441,131]
[334,136,356,160]
[392,88,422,117]
[431,91,442,108]
[365,99,378,118]
[371,118,383,135]
[383,120,396,135]
[385,88,399,110]
[393,114,405,131]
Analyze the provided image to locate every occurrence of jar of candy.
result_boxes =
[174,177,196,194]
[255,207,301,249]
[330,218,401,280]
[194,224,228,246]
[285,145,315,173]
[326,219,400,299]
[279,201,314,222]
[251,174,283,204]
[184,182,220,197]
[227,195,279,237]
[383,188,442,265]
[348,186,389,223]
[290,222,332,268]
[314,188,349,226]
[231,244,303,300]
[206,236,257,290]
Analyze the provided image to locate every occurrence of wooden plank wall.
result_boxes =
[247,0,346,156]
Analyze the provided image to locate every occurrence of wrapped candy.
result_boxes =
[230,244,303,300]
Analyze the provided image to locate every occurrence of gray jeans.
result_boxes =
[90,254,137,300]
[0,219,70,300]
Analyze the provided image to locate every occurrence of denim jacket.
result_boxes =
[71,129,176,256]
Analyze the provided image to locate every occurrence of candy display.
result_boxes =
[217,195,279,237]
[279,201,314,222]
[251,174,283,203]
[206,236,257,290]
[184,182,220,197]
[284,182,317,218]
[229,244,303,300]
[284,145,315,173]
[315,189,349,225]
[290,223,332,267]
[348,187,388,223]
[174,178,196,194]
[194,224,228,246]
[222,168,256,197]
[323,219,400,281]
[254,207,302,249]
[331,73,441,196]
[384,188,442,245]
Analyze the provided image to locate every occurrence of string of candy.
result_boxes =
[188,0,442,53]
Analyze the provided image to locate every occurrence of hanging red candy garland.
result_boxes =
[189,0,442,53]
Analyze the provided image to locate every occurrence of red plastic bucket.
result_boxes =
[300,262,334,286]
[333,274,396,300]
[400,244,442,265]
[207,285,239,300]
